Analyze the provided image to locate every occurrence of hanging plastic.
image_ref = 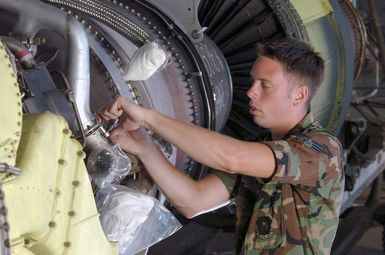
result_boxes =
[87,143,132,188]
[95,185,182,255]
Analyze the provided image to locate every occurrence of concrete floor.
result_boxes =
[351,224,383,255]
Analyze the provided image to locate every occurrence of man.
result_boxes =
[98,38,344,254]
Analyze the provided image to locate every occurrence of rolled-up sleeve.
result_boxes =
[262,133,343,198]
[209,169,238,197]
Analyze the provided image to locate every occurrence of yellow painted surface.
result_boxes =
[0,41,22,167]
[4,113,118,255]
[290,0,333,24]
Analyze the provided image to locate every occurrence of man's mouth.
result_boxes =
[249,106,262,115]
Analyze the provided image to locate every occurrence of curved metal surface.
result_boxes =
[338,0,367,82]
[2,0,385,253]
[0,0,232,177]
[295,0,354,134]
[0,183,9,255]
[0,0,95,128]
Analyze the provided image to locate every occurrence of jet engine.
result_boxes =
[0,0,384,254]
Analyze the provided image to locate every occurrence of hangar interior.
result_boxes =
[1,0,385,254]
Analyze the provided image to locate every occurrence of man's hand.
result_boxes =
[109,127,156,157]
[97,96,157,157]
[97,96,149,131]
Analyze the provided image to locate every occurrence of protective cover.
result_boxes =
[3,112,119,255]
[123,41,168,81]
[0,41,22,167]
[96,185,182,255]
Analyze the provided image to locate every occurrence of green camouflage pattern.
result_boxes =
[212,113,344,255]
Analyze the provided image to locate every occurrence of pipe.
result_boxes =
[0,0,94,128]
[0,36,35,68]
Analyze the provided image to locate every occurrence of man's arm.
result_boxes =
[99,96,276,178]
[108,127,230,218]
[145,109,276,178]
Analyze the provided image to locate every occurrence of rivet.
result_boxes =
[49,221,56,227]
[76,151,84,157]
[63,129,70,134]
[72,180,80,186]
[3,239,9,249]
[24,239,30,245]
[68,211,76,217]
[63,242,71,247]
[58,159,65,165]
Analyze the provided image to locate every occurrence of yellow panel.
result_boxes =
[0,41,22,167]
[290,0,333,24]
[4,112,118,255]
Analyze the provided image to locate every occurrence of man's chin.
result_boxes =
[253,117,266,128]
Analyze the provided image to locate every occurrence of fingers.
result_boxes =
[109,127,154,156]
[109,128,140,155]
[97,99,124,123]
[119,117,140,131]
[109,127,126,144]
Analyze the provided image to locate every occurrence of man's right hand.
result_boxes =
[97,96,149,131]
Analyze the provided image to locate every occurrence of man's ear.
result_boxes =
[293,84,308,105]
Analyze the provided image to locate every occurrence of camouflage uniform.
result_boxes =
[212,112,344,254]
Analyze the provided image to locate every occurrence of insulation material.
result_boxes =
[123,41,167,81]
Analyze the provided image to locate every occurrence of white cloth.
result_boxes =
[123,41,167,81]
[99,190,154,242]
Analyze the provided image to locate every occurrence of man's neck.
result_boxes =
[270,109,307,140]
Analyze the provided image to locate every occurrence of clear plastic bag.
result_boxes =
[87,143,132,188]
[95,185,182,255]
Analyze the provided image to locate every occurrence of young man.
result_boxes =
[98,38,344,254]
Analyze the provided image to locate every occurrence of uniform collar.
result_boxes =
[283,110,314,139]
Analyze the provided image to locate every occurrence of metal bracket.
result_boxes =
[145,0,205,43]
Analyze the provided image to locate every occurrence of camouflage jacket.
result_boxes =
[213,113,344,255]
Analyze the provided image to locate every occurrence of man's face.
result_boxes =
[247,56,297,130]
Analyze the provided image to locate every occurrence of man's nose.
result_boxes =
[247,83,259,100]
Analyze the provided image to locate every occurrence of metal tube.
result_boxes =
[0,0,94,128]
[0,36,35,68]
[66,15,94,128]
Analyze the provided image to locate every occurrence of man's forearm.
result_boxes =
[142,109,239,173]
[114,98,275,178]
[137,145,227,218]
